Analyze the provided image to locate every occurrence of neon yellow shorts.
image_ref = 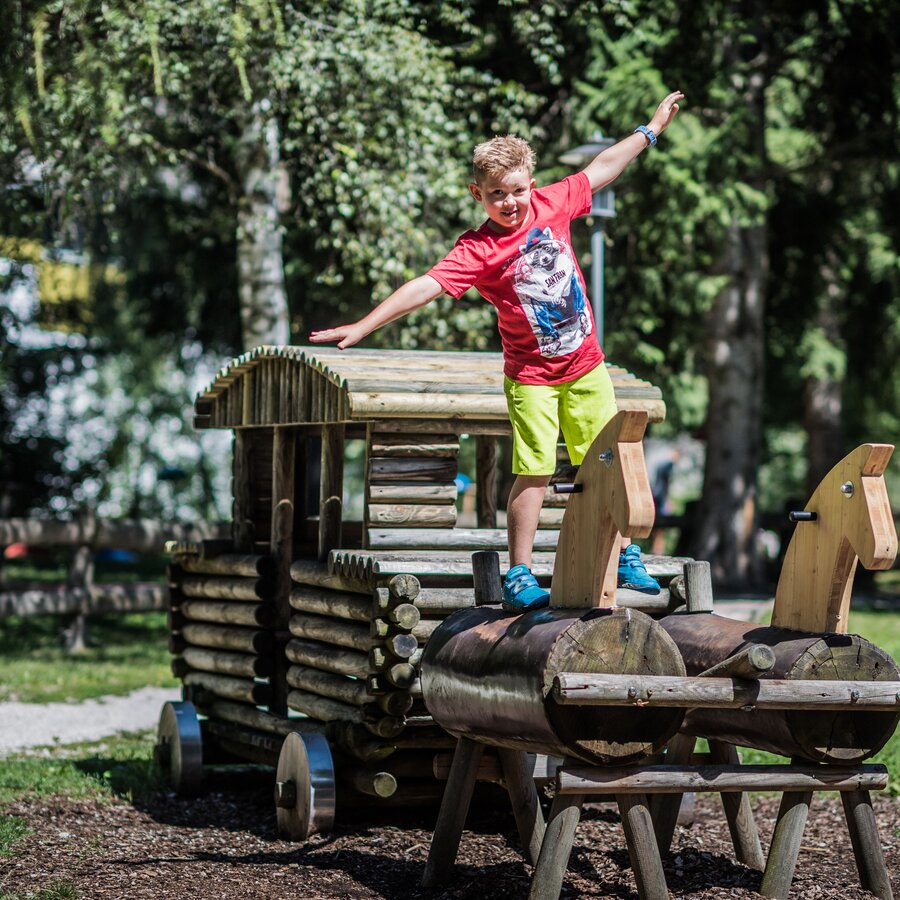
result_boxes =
[504,364,618,476]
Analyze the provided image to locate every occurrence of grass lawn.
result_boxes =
[0,731,164,807]
[0,612,178,703]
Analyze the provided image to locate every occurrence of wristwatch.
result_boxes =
[634,125,657,147]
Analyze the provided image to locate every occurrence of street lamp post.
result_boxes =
[559,133,616,347]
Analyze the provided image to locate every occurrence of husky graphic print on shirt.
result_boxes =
[512,226,591,357]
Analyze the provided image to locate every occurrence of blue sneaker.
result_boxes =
[502,564,550,612]
[617,545,661,594]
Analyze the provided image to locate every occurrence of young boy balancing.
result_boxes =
[311,90,684,611]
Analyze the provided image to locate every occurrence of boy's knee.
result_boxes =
[513,473,552,489]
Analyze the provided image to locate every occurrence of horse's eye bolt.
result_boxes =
[840,481,855,498]
[599,449,614,467]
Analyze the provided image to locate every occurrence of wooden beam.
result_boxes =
[552,673,900,711]
[557,764,888,795]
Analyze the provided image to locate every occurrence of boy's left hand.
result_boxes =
[649,91,684,135]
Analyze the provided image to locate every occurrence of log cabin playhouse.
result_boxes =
[161,345,683,826]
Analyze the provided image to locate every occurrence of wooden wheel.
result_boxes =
[156,701,203,795]
[275,732,336,841]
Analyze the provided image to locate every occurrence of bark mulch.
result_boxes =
[2,782,899,899]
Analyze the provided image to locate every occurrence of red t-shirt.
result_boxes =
[428,172,603,385]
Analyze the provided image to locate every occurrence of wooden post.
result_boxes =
[528,792,584,900]
[649,732,696,853]
[706,740,764,870]
[472,551,502,606]
[618,793,669,900]
[64,505,95,652]
[759,786,813,899]
[498,748,545,866]
[232,431,254,552]
[421,737,484,888]
[475,436,499,529]
[683,560,714,613]
[270,428,296,716]
[319,423,345,562]
[841,791,893,899]
[698,644,775,679]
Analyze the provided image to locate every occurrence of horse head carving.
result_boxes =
[772,443,898,633]
[550,410,654,608]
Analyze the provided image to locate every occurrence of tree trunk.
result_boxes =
[694,221,766,588]
[235,99,290,350]
[692,24,769,590]
[803,248,845,497]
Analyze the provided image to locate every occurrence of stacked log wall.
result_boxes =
[364,431,459,545]
[166,543,477,790]
[167,550,278,714]
[285,563,476,747]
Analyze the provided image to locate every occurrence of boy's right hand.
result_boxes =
[308,323,366,349]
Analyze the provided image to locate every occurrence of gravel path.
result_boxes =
[0,686,181,755]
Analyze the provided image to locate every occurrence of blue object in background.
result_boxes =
[95,548,140,564]
[454,473,472,494]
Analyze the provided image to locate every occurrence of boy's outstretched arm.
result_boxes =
[309,275,444,349]
[582,90,684,193]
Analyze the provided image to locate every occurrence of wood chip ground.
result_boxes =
[2,784,899,898]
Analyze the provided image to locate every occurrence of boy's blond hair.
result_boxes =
[472,135,535,184]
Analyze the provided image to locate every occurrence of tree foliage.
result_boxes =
[559,0,899,584]
[1,1,897,589]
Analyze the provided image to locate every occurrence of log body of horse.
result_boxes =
[659,612,900,763]
[421,606,686,765]
[772,443,897,634]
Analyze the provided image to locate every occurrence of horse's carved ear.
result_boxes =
[860,443,893,476]
[617,409,649,444]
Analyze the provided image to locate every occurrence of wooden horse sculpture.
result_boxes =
[772,443,898,634]
[550,409,655,608]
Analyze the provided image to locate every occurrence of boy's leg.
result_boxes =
[503,378,560,610]
[507,473,552,570]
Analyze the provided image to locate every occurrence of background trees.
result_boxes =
[1,0,898,588]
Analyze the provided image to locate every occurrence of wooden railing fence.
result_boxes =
[0,513,226,650]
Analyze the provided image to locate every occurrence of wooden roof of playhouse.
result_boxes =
[193,346,666,430]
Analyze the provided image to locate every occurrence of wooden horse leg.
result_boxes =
[421,737,484,888]
[528,792,584,900]
[841,790,893,900]
[619,794,669,900]
[759,789,813,899]
[498,748,546,866]
[649,732,696,852]
[709,740,765,870]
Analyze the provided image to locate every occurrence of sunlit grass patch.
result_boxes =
[0,815,32,857]
[0,731,164,806]
[0,613,177,703]
[3,879,82,899]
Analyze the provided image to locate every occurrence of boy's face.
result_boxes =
[469,168,535,233]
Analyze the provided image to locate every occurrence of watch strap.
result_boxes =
[634,125,657,147]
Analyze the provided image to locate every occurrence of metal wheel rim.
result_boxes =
[156,700,203,795]
[276,731,335,840]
